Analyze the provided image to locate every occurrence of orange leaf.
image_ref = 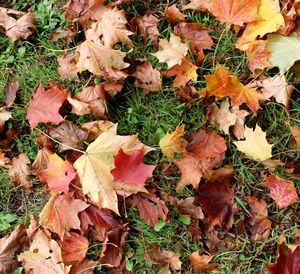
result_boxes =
[188,251,218,273]
[246,40,271,73]
[202,64,266,113]
[164,4,186,23]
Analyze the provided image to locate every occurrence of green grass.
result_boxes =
[0,0,300,273]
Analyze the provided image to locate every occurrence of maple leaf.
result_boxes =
[57,52,79,82]
[69,259,97,274]
[0,225,28,273]
[74,124,153,214]
[266,34,300,73]
[234,126,273,162]
[254,75,293,108]
[5,79,19,106]
[18,229,71,274]
[48,121,88,152]
[267,244,300,274]
[164,4,186,23]
[188,251,218,273]
[131,192,168,227]
[111,148,156,193]
[26,82,68,128]
[85,8,133,47]
[207,0,260,26]
[159,124,188,159]
[261,175,299,209]
[174,22,213,64]
[61,232,89,264]
[182,0,210,11]
[74,40,129,76]
[174,128,227,191]
[202,64,266,113]
[164,55,198,87]
[8,153,32,189]
[144,244,182,271]
[99,224,128,268]
[246,40,271,73]
[36,152,76,194]
[81,120,114,141]
[133,61,162,95]
[236,0,285,50]
[291,126,300,149]
[245,196,271,241]
[39,194,88,238]
[196,177,236,229]
[152,34,188,69]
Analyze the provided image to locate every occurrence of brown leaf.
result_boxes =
[0,225,28,274]
[57,52,80,82]
[69,259,97,274]
[133,61,162,95]
[188,251,218,273]
[182,0,210,11]
[291,126,300,148]
[131,192,168,227]
[50,29,76,43]
[32,147,52,172]
[5,79,19,106]
[164,4,186,23]
[144,244,182,271]
[0,109,12,134]
[81,120,114,141]
[48,121,88,152]
[9,153,32,189]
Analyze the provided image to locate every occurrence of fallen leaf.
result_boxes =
[133,61,162,95]
[48,121,88,152]
[74,40,129,76]
[0,225,28,274]
[246,40,271,73]
[234,125,273,162]
[9,153,32,189]
[164,4,186,23]
[267,244,300,274]
[159,124,188,159]
[202,64,266,113]
[111,148,156,193]
[85,8,133,47]
[261,175,299,209]
[291,126,300,148]
[50,29,76,43]
[152,33,188,68]
[36,152,76,194]
[236,0,284,50]
[81,120,114,141]
[175,128,227,191]
[5,79,19,106]
[164,55,198,87]
[74,124,153,214]
[61,232,89,264]
[144,244,182,271]
[39,194,88,238]
[131,192,168,227]
[207,0,260,26]
[266,34,300,73]
[26,82,68,128]
[188,251,218,273]
[32,147,52,172]
[57,52,80,82]
[18,229,71,274]
[245,196,271,241]
[196,176,236,229]
[182,0,210,11]
[69,259,97,274]
[0,109,12,133]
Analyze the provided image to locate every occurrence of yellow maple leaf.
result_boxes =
[159,124,188,159]
[236,0,284,50]
[74,124,153,214]
[234,126,273,161]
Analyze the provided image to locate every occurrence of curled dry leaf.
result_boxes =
[48,121,88,152]
[26,82,68,128]
[245,196,271,241]
[50,29,76,43]
[5,79,19,106]
[39,194,89,239]
[188,251,218,273]
[159,124,188,159]
[291,126,300,148]
[81,120,114,141]
[133,61,162,95]
[261,175,299,209]
[144,244,182,271]
[9,153,32,189]
[152,33,188,69]
[57,52,79,82]
[131,192,168,227]
[164,4,186,23]
[35,152,76,194]
[0,109,12,133]
[174,128,227,191]
[0,225,28,274]
[234,126,273,162]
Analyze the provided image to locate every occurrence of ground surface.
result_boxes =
[0,0,300,273]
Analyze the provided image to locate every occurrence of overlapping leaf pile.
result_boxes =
[0,0,300,273]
